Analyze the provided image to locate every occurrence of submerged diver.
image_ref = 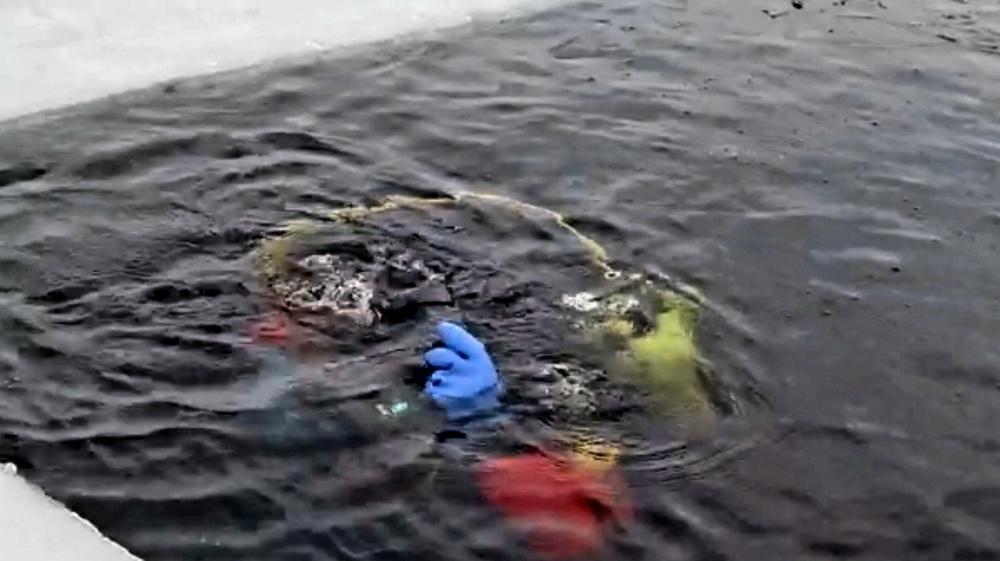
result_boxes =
[250,231,628,426]
[247,225,717,438]
[244,278,720,560]
[244,199,721,557]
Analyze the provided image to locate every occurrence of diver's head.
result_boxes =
[271,252,376,331]
[269,241,454,338]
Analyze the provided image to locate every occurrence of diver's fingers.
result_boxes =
[437,321,484,359]
[427,370,449,388]
[426,370,458,396]
[424,377,438,396]
[425,347,461,369]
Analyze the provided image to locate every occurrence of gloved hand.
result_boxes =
[423,321,503,420]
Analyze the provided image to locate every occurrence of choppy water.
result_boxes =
[2,0,1000,560]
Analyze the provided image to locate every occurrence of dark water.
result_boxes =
[2,0,1000,559]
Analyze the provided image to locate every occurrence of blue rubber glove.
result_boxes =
[423,321,503,421]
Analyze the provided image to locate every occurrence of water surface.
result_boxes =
[2,1,1000,560]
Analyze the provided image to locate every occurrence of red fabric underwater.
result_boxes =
[476,451,632,559]
[248,314,290,345]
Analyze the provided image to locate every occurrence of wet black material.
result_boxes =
[2,0,1000,560]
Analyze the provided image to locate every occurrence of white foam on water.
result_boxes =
[0,0,565,121]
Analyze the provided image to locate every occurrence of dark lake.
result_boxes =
[2,1,999,559]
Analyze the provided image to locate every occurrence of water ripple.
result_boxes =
[2,0,1000,560]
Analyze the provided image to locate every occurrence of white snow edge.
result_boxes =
[0,463,142,561]
[0,0,566,121]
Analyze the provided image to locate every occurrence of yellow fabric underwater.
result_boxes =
[609,294,715,434]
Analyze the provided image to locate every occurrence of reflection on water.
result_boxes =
[2,0,1000,560]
